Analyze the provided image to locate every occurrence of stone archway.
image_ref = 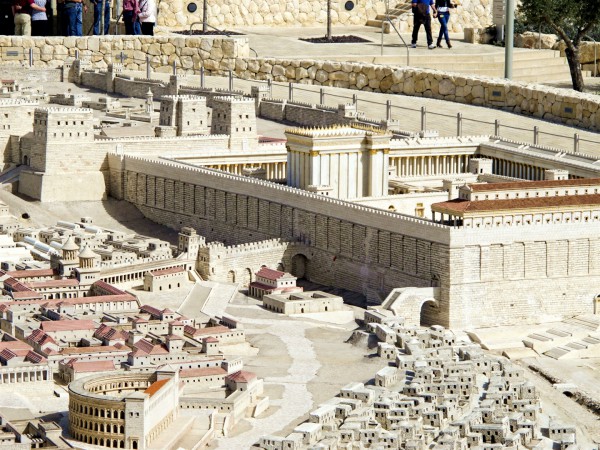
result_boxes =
[240,268,252,287]
[226,270,236,283]
[291,254,308,279]
[383,287,440,327]
[420,299,439,327]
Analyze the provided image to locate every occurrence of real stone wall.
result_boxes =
[155,0,492,33]
[157,0,386,29]
[0,35,249,73]
[236,58,600,130]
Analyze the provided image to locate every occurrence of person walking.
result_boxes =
[411,0,436,49]
[91,0,110,35]
[138,0,155,36]
[31,0,48,35]
[122,0,141,35]
[435,0,456,48]
[63,0,87,36]
[12,0,45,35]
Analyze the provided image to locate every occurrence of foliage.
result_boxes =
[518,0,600,45]
[518,0,600,91]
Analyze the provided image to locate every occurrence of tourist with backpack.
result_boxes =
[411,0,436,49]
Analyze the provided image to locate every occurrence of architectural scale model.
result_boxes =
[0,15,598,448]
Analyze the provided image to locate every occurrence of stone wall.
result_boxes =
[0,35,249,73]
[236,58,600,129]
[157,0,386,29]
[155,0,492,33]
[112,155,600,328]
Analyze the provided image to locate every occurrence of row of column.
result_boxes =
[0,367,49,383]
[490,158,544,180]
[392,154,469,177]
[210,162,287,180]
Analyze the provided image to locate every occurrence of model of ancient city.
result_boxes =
[0,5,599,450]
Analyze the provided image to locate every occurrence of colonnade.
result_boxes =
[206,162,287,180]
[488,157,545,180]
[0,367,50,383]
[390,154,470,177]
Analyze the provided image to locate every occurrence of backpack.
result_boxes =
[416,1,429,16]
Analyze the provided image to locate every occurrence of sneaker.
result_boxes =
[428,44,436,49]
[411,43,417,48]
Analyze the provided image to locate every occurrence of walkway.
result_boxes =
[213,317,320,449]
[201,74,600,156]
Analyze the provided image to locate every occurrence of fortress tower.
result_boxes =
[19,107,106,202]
[158,95,208,136]
[210,96,258,151]
[286,125,391,199]
[178,227,203,261]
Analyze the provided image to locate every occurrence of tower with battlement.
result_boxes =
[19,107,106,202]
[211,96,258,151]
[158,95,208,137]
[286,125,391,199]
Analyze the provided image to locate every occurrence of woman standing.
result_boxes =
[31,0,47,36]
[435,0,456,48]
[138,0,155,36]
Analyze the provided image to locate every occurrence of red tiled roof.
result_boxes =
[149,266,185,276]
[40,320,96,332]
[60,345,127,356]
[7,269,56,279]
[431,194,600,215]
[6,294,136,307]
[190,326,230,337]
[180,367,227,378]
[93,280,127,295]
[11,291,43,300]
[27,279,79,289]
[467,178,600,192]
[203,337,219,343]
[65,359,116,372]
[140,304,162,318]
[25,350,46,363]
[27,329,58,346]
[0,340,31,351]
[226,370,257,383]
[134,339,169,356]
[144,379,169,397]
[256,267,286,280]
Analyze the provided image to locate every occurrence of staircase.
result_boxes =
[522,315,600,360]
[0,165,24,187]
[366,1,412,30]
[325,49,591,84]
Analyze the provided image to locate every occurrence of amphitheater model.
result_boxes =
[68,369,180,449]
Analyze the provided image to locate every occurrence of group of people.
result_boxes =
[11,0,156,37]
[411,0,457,49]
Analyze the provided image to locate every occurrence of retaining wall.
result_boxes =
[236,58,600,130]
[0,35,249,73]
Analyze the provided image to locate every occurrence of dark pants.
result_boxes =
[437,12,450,43]
[31,19,47,36]
[411,13,433,46]
[141,21,154,36]
[93,1,110,35]
[123,9,141,35]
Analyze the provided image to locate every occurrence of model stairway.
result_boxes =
[0,165,24,186]
[366,1,412,29]
[523,315,600,360]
